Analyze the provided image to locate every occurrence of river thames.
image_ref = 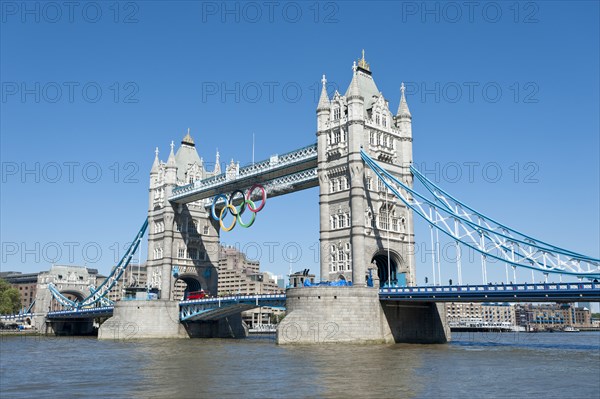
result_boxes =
[1,332,598,398]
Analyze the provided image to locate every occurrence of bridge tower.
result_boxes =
[278,53,448,344]
[316,52,415,287]
[146,131,220,300]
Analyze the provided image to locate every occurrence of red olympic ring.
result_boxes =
[246,184,267,213]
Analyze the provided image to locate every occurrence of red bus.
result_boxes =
[186,290,206,300]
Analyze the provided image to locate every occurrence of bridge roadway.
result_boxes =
[41,283,599,322]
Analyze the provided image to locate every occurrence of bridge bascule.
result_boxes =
[27,53,599,343]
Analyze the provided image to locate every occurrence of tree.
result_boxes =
[0,279,21,314]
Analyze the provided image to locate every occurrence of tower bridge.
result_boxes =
[25,53,600,343]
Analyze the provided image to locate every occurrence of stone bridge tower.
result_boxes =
[146,131,221,300]
[316,52,415,287]
[278,54,448,344]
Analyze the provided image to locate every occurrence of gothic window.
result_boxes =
[367,177,372,190]
[377,133,382,146]
[334,131,341,143]
[346,214,351,227]
[338,214,344,228]
[378,204,393,230]
[341,129,346,142]
[392,218,399,232]
[176,221,182,232]
[332,215,338,229]
[329,180,334,193]
[383,135,388,148]
[203,225,210,235]
[369,132,375,145]
[178,247,185,258]
[188,248,198,260]
[383,116,387,127]
[336,179,341,192]
[188,220,197,234]
[378,179,385,192]
[342,176,348,190]
[375,114,380,125]
[334,107,341,120]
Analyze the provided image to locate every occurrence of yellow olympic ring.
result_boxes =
[219,204,237,232]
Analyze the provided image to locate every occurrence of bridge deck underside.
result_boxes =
[47,307,114,319]
[179,296,287,322]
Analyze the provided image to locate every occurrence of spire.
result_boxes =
[166,140,176,167]
[150,147,159,173]
[317,74,330,111]
[396,82,411,119]
[214,149,221,174]
[182,128,195,147]
[348,66,362,99]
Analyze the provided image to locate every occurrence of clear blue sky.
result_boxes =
[1,1,598,287]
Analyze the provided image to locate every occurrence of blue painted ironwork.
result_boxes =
[47,306,114,319]
[169,144,318,203]
[48,218,148,309]
[179,294,286,322]
[361,149,600,279]
[380,282,600,302]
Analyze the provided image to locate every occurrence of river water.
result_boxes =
[1,332,599,398]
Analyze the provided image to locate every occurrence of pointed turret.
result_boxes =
[150,147,160,174]
[347,62,362,100]
[167,141,176,166]
[317,74,330,111]
[396,82,411,119]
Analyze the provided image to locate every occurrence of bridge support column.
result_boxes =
[183,314,248,338]
[98,300,188,339]
[381,301,450,344]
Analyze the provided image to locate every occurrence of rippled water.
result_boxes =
[1,332,599,398]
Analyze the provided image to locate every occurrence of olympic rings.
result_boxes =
[210,185,267,231]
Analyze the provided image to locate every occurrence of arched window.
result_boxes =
[334,107,341,120]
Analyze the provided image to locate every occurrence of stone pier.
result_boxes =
[276,286,450,345]
[98,300,188,339]
[277,286,394,344]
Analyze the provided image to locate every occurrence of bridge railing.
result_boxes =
[170,144,317,199]
[380,282,599,295]
[179,293,287,306]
